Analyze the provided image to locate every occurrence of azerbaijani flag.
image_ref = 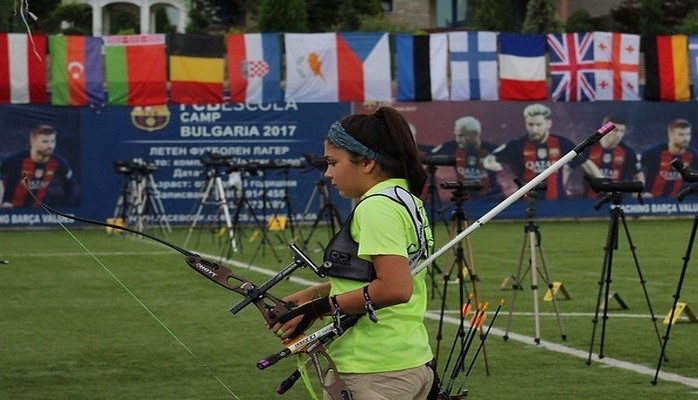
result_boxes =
[49,35,104,106]
[104,34,167,106]
[0,33,47,104]
[226,33,282,104]
[169,33,225,104]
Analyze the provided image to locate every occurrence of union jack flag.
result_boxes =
[547,33,595,101]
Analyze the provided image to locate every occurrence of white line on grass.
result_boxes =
[209,252,698,390]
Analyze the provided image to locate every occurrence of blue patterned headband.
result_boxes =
[327,121,387,164]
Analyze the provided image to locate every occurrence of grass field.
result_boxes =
[2,216,698,399]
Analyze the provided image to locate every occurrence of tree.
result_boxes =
[611,0,698,34]
[0,0,61,33]
[521,0,563,34]
[474,0,517,32]
[257,0,308,32]
[186,0,220,34]
[53,2,92,35]
[564,8,594,32]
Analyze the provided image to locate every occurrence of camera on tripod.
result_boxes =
[303,153,327,170]
[113,159,157,175]
[585,177,643,193]
[199,152,235,168]
[420,155,456,166]
[440,180,483,191]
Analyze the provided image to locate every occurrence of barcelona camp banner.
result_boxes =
[1,101,698,228]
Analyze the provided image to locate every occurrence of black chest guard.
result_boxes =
[320,186,429,282]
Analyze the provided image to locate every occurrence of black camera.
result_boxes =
[440,180,483,191]
[586,177,643,193]
[420,155,456,166]
[303,153,327,170]
[672,158,698,183]
[514,177,547,192]
[199,152,234,168]
[113,159,157,175]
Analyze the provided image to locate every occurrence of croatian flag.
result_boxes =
[448,31,498,100]
[499,33,547,100]
[688,35,698,101]
[593,32,640,101]
[284,32,391,102]
[0,33,47,104]
[547,32,596,102]
[226,33,282,104]
[396,33,449,101]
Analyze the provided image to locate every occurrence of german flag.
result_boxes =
[168,33,224,104]
[643,35,690,102]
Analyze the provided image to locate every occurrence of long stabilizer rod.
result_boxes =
[413,121,616,276]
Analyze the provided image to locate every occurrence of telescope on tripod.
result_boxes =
[584,176,663,364]
[653,159,698,384]
[111,158,170,235]
[301,153,343,251]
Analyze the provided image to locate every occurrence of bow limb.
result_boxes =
[20,176,301,326]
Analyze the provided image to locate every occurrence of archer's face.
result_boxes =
[323,141,367,200]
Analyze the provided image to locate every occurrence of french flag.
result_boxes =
[499,33,548,100]
[226,33,282,104]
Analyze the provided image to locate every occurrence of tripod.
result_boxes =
[424,163,448,301]
[433,184,489,374]
[245,167,284,266]
[112,160,171,236]
[502,188,566,344]
[302,174,343,251]
[183,164,237,257]
[587,191,663,364]
[652,184,698,384]
[262,165,304,249]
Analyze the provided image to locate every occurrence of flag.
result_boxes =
[547,32,596,102]
[448,31,498,101]
[226,33,282,104]
[498,33,547,100]
[593,32,640,101]
[643,35,690,102]
[169,33,224,104]
[284,32,391,102]
[691,35,698,101]
[49,35,104,106]
[396,33,449,101]
[0,33,47,104]
[103,34,167,106]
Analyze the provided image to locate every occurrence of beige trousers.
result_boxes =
[322,364,434,400]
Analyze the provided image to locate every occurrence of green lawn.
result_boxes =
[1,217,697,399]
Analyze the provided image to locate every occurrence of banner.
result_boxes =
[1,101,698,228]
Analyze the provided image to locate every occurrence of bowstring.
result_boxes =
[31,193,241,399]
